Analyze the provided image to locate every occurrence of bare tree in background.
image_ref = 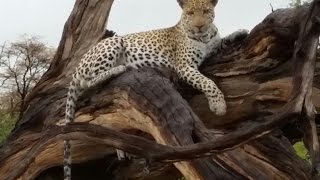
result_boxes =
[0,35,54,116]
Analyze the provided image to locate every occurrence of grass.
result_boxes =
[0,112,17,143]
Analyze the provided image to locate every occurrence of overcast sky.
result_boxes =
[0,0,291,47]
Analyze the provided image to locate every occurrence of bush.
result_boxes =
[0,112,17,143]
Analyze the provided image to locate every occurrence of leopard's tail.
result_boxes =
[63,77,83,180]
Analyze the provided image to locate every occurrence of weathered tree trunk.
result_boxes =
[0,0,319,179]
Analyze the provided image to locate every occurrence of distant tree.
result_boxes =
[0,35,54,116]
[290,0,311,7]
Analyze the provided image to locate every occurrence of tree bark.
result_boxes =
[0,0,319,180]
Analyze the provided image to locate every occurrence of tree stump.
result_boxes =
[0,0,319,180]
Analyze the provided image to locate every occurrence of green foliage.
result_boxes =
[290,0,311,7]
[293,141,309,160]
[290,0,302,7]
[0,112,17,143]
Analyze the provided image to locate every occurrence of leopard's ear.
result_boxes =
[177,0,187,8]
[211,0,218,6]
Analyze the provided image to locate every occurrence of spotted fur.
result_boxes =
[63,0,248,179]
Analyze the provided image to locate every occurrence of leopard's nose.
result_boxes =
[195,24,204,29]
[195,25,204,31]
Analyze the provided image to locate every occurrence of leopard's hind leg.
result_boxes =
[87,65,127,88]
[63,36,128,180]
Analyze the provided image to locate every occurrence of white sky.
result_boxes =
[0,0,291,47]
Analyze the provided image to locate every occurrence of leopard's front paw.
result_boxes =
[208,97,227,116]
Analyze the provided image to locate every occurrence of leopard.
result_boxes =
[62,0,248,179]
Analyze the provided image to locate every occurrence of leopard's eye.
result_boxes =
[186,11,194,15]
[203,8,210,14]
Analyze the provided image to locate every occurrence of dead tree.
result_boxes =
[0,0,319,179]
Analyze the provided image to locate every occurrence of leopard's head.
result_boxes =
[178,0,218,43]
